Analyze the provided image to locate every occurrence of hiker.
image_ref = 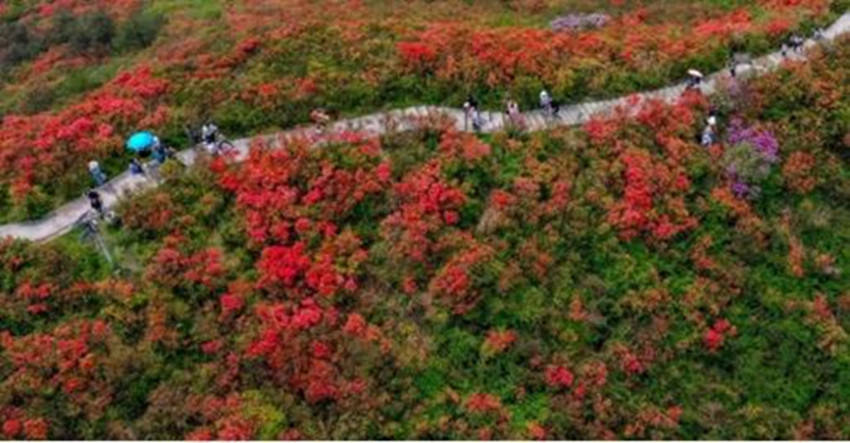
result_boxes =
[700,109,719,147]
[129,158,145,176]
[88,160,107,186]
[540,89,559,118]
[813,27,825,41]
[152,143,168,164]
[505,98,524,129]
[311,108,332,132]
[151,135,162,153]
[789,34,804,53]
[686,69,703,90]
[466,94,479,110]
[463,95,483,132]
[201,121,219,153]
[87,190,104,216]
[783,34,804,57]
[701,125,715,147]
[728,53,740,78]
[707,109,718,128]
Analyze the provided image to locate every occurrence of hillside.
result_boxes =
[3,0,850,440]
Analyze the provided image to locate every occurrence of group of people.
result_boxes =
[82,23,828,220]
[781,33,806,57]
[781,27,828,57]
[463,89,560,132]
[85,120,228,218]
[86,132,177,217]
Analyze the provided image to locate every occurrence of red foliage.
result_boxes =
[382,160,467,263]
[527,421,546,440]
[220,281,249,320]
[257,242,312,288]
[704,318,736,352]
[23,418,48,440]
[545,365,575,389]
[2,419,22,438]
[483,329,516,354]
[397,42,437,68]
[783,151,817,193]
[617,347,646,375]
[146,242,226,290]
[465,393,502,413]
[606,100,700,243]
[439,130,492,162]
[429,242,495,313]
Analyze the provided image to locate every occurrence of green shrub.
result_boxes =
[50,9,115,55]
[114,9,165,52]
[0,21,41,69]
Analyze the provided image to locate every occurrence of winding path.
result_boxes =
[3,13,850,243]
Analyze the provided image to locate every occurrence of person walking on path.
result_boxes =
[783,34,804,57]
[540,89,559,118]
[129,158,145,176]
[149,143,174,183]
[88,160,107,186]
[790,34,804,53]
[311,108,332,133]
[463,95,483,132]
[152,142,175,165]
[701,125,715,147]
[505,97,524,129]
[728,52,751,78]
[201,121,220,154]
[701,110,719,147]
[686,69,703,90]
[87,189,104,216]
[707,109,718,128]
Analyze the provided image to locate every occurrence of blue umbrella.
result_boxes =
[126,131,156,152]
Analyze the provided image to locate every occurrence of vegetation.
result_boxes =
[0,0,837,221]
[2,28,850,437]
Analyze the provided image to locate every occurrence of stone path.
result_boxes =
[2,12,850,243]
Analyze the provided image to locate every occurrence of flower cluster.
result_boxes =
[549,13,610,32]
[703,318,736,352]
[723,119,780,199]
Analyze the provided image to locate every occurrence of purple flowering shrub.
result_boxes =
[549,13,610,32]
[722,118,780,199]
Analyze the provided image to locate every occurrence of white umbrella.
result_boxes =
[688,69,704,78]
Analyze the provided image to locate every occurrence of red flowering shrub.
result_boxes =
[704,318,737,352]
[428,242,495,313]
[0,319,140,432]
[783,151,817,193]
[483,329,516,354]
[381,160,467,264]
[465,393,503,414]
[545,365,575,389]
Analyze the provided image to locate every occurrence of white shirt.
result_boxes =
[88,161,99,171]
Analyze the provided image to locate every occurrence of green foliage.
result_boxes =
[49,9,116,55]
[113,8,165,53]
[0,21,41,70]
